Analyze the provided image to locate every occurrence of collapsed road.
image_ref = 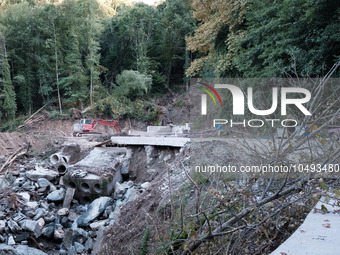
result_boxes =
[0,124,190,255]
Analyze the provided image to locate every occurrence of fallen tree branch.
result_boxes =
[29,236,44,250]
[0,146,27,174]
[17,103,48,130]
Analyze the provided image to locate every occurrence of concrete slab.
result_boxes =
[110,136,189,147]
[270,196,340,255]
[147,126,172,133]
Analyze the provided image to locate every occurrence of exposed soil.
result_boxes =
[94,144,189,255]
[0,132,48,157]
[0,116,148,157]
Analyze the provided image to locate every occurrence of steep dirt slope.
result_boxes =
[0,132,48,156]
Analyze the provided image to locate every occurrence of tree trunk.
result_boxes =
[90,66,93,106]
[53,21,62,114]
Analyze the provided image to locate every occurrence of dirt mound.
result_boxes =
[0,114,148,159]
[0,132,47,157]
[157,91,190,125]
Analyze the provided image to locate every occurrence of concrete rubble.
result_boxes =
[0,139,167,254]
[0,244,48,255]
[0,123,193,255]
[77,197,112,227]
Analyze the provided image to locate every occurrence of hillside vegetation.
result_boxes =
[0,0,339,123]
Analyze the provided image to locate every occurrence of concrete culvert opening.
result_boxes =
[57,164,67,175]
[50,154,60,164]
[62,156,68,164]
[80,182,90,192]
[93,183,102,193]
[68,181,77,189]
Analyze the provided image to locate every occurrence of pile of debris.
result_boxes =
[0,144,151,255]
[17,110,50,131]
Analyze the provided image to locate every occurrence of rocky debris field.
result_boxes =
[0,134,188,255]
[0,161,145,255]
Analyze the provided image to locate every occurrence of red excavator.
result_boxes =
[73,119,120,136]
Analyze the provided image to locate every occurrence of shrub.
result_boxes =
[115,70,152,99]
[139,228,150,255]
[94,95,160,122]
[0,116,25,132]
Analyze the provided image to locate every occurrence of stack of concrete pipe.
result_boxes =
[62,147,130,203]
[50,143,81,175]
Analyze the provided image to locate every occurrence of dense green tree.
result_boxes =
[101,0,195,92]
[185,0,247,77]
[0,0,108,115]
[44,4,63,112]
[77,0,105,106]
[157,0,196,87]
[187,0,340,78]
[235,0,340,77]
[57,0,87,108]
[115,70,152,99]
[0,36,16,120]
[101,3,160,85]
[3,0,338,122]
[1,2,37,113]
[0,0,196,120]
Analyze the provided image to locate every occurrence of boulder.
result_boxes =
[62,229,74,250]
[74,242,85,253]
[26,166,58,181]
[0,177,10,192]
[16,192,30,202]
[46,189,65,201]
[13,232,30,242]
[67,212,79,222]
[37,218,45,229]
[67,246,77,255]
[26,201,39,210]
[41,223,54,238]
[8,235,15,245]
[20,219,41,238]
[141,182,151,190]
[114,182,125,195]
[33,208,46,221]
[58,208,69,216]
[15,245,48,255]
[54,227,65,240]
[0,244,16,255]
[62,188,75,209]
[37,178,51,188]
[85,237,94,251]
[89,220,107,231]
[8,220,21,232]
[0,220,6,232]
[77,197,112,227]
[123,187,139,203]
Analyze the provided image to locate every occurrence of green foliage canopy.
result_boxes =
[115,70,152,99]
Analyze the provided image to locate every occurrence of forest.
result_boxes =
[0,1,340,255]
[0,0,339,126]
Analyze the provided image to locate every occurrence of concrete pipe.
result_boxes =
[60,155,70,164]
[80,182,90,192]
[50,153,71,165]
[50,143,81,165]
[56,163,68,175]
[93,183,103,193]
[50,153,62,165]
